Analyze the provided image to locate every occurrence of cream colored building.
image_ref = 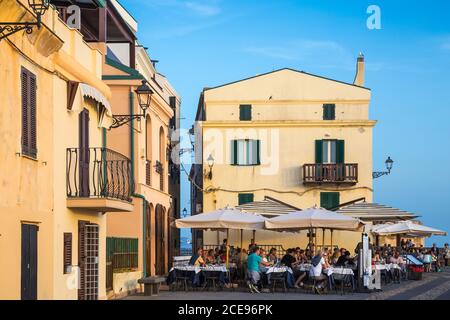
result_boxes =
[0,0,133,300]
[191,54,377,250]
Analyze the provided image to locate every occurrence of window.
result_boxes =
[21,67,37,159]
[315,140,345,164]
[63,233,72,274]
[231,139,260,165]
[238,193,254,205]
[320,192,340,210]
[323,104,335,120]
[239,104,252,121]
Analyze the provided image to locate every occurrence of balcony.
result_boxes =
[303,163,358,185]
[66,148,135,212]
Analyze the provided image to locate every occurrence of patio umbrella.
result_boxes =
[175,207,266,266]
[265,206,365,248]
[370,221,447,237]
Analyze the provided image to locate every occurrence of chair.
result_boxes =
[202,271,222,292]
[332,274,352,295]
[270,272,287,293]
[174,270,192,292]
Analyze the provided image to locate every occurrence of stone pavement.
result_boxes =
[124,267,450,300]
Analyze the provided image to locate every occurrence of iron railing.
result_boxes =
[66,147,134,202]
[303,163,358,184]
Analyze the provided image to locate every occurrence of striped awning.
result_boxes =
[236,197,300,218]
[79,83,113,129]
[336,202,419,221]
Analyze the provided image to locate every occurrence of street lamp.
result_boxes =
[205,154,215,180]
[110,80,154,129]
[0,0,50,41]
[373,156,394,179]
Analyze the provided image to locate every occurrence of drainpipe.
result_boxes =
[129,90,149,278]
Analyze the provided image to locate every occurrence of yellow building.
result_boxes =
[191,54,377,251]
[0,0,133,300]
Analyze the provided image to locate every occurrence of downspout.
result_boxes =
[129,90,149,278]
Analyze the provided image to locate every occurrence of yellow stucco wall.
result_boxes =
[105,65,174,292]
[0,1,109,300]
[198,68,375,251]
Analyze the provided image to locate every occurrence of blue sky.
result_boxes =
[119,0,450,246]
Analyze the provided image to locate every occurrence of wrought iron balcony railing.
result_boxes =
[66,148,134,202]
[303,163,358,184]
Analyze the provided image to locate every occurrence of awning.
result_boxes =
[336,201,419,221]
[370,221,447,237]
[79,83,113,129]
[236,197,299,218]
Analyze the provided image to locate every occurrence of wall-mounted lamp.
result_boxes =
[110,80,154,129]
[205,154,214,180]
[373,156,394,179]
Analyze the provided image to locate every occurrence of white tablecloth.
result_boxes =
[295,264,354,276]
[374,263,401,271]
[264,266,293,274]
[170,265,230,274]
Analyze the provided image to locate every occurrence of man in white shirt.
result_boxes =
[309,250,329,293]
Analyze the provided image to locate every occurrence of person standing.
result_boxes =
[443,243,450,267]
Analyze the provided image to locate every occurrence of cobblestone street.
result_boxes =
[124,268,450,300]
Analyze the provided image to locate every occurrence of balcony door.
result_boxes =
[155,205,166,275]
[315,140,345,181]
[79,109,90,197]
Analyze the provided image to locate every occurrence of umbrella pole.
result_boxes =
[226,229,230,268]
[252,230,256,243]
[240,229,243,261]
[331,229,334,249]
[322,229,325,247]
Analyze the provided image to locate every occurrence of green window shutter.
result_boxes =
[315,140,323,164]
[239,105,252,121]
[256,140,261,165]
[231,140,238,165]
[336,140,345,164]
[238,193,254,205]
[320,192,340,210]
[323,104,336,120]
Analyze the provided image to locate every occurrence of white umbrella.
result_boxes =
[265,206,365,248]
[175,207,266,231]
[175,207,266,267]
[371,221,447,237]
[265,206,364,231]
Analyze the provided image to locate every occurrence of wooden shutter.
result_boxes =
[239,105,252,121]
[231,140,238,165]
[336,140,345,164]
[238,193,254,205]
[21,67,37,158]
[323,104,335,120]
[63,233,72,274]
[21,69,29,156]
[256,140,261,165]
[78,221,88,300]
[320,192,340,210]
[315,140,323,164]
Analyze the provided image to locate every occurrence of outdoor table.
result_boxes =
[261,266,294,287]
[168,265,231,288]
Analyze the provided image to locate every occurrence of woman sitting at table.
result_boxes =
[372,251,383,264]
[205,249,216,265]
[331,249,340,265]
[189,248,206,267]
[268,248,279,264]
[281,249,306,288]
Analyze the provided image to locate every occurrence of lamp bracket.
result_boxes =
[0,22,36,41]
[110,114,146,129]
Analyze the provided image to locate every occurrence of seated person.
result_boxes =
[372,251,383,264]
[267,248,279,264]
[298,250,308,264]
[331,248,340,265]
[205,249,216,264]
[247,247,271,293]
[281,249,305,288]
[309,250,329,293]
[217,250,227,264]
[336,251,351,266]
[189,248,206,266]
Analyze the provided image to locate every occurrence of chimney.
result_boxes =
[353,52,365,86]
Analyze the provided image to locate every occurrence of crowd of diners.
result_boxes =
[186,239,450,294]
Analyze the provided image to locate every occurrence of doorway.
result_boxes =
[21,224,38,300]
[155,205,166,275]
[79,109,90,197]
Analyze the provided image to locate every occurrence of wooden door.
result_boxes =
[79,109,90,197]
[155,206,166,275]
[21,224,38,300]
[145,203,152,276]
